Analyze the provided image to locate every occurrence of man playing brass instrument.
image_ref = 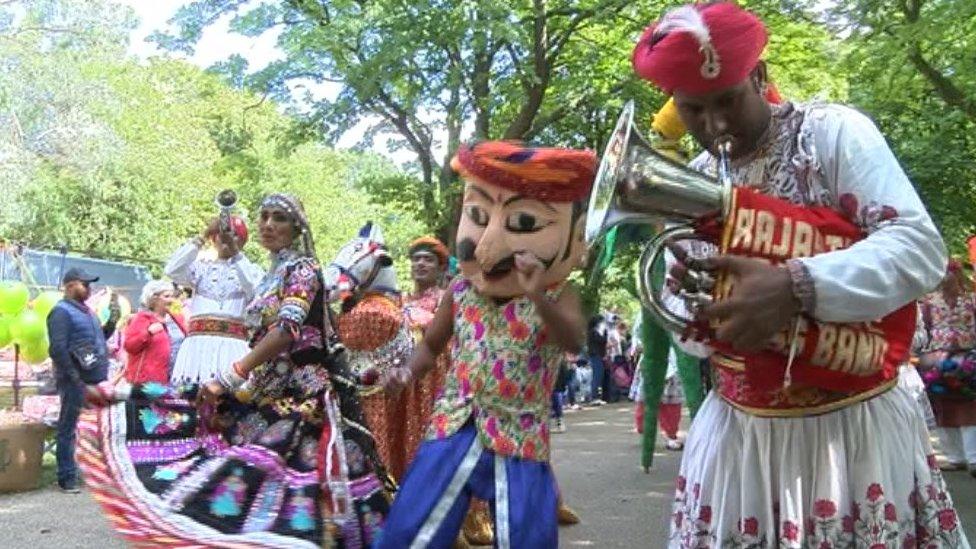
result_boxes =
[164,215,264,383]
[632,2,967,546]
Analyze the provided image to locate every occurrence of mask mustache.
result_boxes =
[485,256,515,277]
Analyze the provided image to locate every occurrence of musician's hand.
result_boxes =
[699,255,799,352]
[148,322,165,335]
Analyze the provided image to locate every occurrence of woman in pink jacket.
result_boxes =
[123,280,186,383]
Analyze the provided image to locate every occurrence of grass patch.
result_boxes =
[41,449,57,487]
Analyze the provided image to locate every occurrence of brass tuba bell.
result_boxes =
[585,101,734,331]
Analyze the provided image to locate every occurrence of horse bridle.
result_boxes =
[328,244,395,297]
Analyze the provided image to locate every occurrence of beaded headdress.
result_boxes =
[259,193,316,258]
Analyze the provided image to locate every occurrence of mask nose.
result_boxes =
[473,220,512,271]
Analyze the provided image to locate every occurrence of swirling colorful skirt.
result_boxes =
[78,382,390,548]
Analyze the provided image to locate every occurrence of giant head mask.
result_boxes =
[451,141,596,298]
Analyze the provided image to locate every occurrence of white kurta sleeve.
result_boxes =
[229,254,265,301]
[164,241,203,287]
[793,105,946,322]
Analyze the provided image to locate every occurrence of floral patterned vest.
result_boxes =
[426,277,562,461]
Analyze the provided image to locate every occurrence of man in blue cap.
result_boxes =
[46,267,119,493]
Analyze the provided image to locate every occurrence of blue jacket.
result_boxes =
[47,299,116,384]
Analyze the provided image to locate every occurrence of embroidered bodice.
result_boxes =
[403,286,445,332]
[245,249,324,353]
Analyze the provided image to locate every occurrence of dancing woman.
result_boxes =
[79,193,389,548]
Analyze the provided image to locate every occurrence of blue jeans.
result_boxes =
[56,377,83,485]
[589,354,605,401]
[566,375,579,405]
[551,391,564,419]
[575,367,592,402]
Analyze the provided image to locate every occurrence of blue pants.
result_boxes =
[589,353,604,400]
[566,375,578,405]
[56,377,83,485]
[375,425,557,548]
[551,391,563,419]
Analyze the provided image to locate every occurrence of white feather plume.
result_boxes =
[655,5,711,48]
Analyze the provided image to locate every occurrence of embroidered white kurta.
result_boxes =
[163,241,265,383]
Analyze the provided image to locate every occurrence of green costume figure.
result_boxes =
[636,259,704,471]
[590,223,703,470]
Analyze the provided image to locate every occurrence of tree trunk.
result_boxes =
[503,0,550,140]
[907,47,976,122]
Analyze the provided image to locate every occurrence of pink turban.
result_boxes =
[632,2,768,95]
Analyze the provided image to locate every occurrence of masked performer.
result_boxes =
[165,216,264,383]
[78,193,389,548]
[375,142,592,548]
[632,3,967,546]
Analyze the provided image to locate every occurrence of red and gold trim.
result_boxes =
[712,353,898,417]
[187,316,248,340]
[703,187,915,394]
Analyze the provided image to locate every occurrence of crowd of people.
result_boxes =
[37,2,974,547]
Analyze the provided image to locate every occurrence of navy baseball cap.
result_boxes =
[62,267,99,285]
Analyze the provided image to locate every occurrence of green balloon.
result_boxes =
[0,281,29,315]
[20,339,49,364]
[10,310,46,346]
[32,290,61,318]
[0,315,11,348]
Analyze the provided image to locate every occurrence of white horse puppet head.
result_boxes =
[322,221,400,306]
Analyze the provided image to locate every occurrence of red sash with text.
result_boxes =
[696,188,914,415]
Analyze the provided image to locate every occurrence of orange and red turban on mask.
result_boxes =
[451,141,596,202]
[632,2,768,95]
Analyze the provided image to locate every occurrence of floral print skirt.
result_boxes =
[77,379,389,548]
[670,388,970,548]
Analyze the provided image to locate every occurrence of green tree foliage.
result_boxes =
[788,0,976,254]
[154,0,678,240]
[0,0,425,282]
[155,0,850,314]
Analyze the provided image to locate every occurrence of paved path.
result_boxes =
[0,402,973,548]
[553,403,680,547]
